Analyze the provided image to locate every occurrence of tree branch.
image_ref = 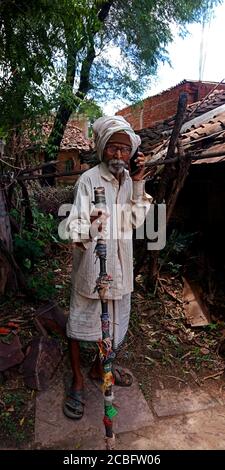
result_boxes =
[97,1,114,22]
[156,92,188,203]
[76,39,96,97]
[166,93,188,160]
[44,2,113,167]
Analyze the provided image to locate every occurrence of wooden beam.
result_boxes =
[166,93,188,160]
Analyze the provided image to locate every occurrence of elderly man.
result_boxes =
[63,116,152,419]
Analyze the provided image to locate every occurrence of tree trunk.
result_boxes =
[0,186,18,294]
[42,1,113,184]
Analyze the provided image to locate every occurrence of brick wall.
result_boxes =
[116,81,225,130]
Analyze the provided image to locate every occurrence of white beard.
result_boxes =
[106,158,128,176]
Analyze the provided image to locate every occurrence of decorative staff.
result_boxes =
[93,186,117,450]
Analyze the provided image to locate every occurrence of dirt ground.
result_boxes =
[1,259,225,450]
[120,276,225,397]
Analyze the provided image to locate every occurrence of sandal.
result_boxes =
[63,390,85,420]
[112,365,133,387]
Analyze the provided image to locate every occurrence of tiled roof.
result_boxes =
[81,90,225,169]
[137,89,225,165]
[20,118,92,152]
[185,89,225,120]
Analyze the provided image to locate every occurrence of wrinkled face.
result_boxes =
[103,132,132,176]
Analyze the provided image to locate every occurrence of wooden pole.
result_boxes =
[93,187,117,450]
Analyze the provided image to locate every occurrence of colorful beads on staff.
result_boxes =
[105,404,118,419]
[102,371,114,391]
[104,392,114,403]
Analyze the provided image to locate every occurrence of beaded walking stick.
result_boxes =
[93,187,117,450]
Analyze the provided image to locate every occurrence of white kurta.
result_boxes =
[66,162,152,347]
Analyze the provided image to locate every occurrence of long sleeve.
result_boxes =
[131,180,152,229]
[67,163,149,298]
[66,180,92,248]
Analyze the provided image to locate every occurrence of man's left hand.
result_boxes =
[131,152,145,181]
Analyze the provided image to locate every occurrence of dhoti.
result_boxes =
[66,290,131,350]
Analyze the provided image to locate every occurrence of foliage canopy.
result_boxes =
[0,0,221,152]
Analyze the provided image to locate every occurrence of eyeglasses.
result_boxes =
[105,144,132,157]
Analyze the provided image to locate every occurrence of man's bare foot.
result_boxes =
[89,357,103,381]
[71,375,84,392]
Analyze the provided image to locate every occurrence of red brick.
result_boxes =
[116,80,225,129]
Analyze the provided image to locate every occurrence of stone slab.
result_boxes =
[35,368,154,447]
[118,401,225,450]
[152,387,220,417]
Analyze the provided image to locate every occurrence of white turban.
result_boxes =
[93,115,141,160]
